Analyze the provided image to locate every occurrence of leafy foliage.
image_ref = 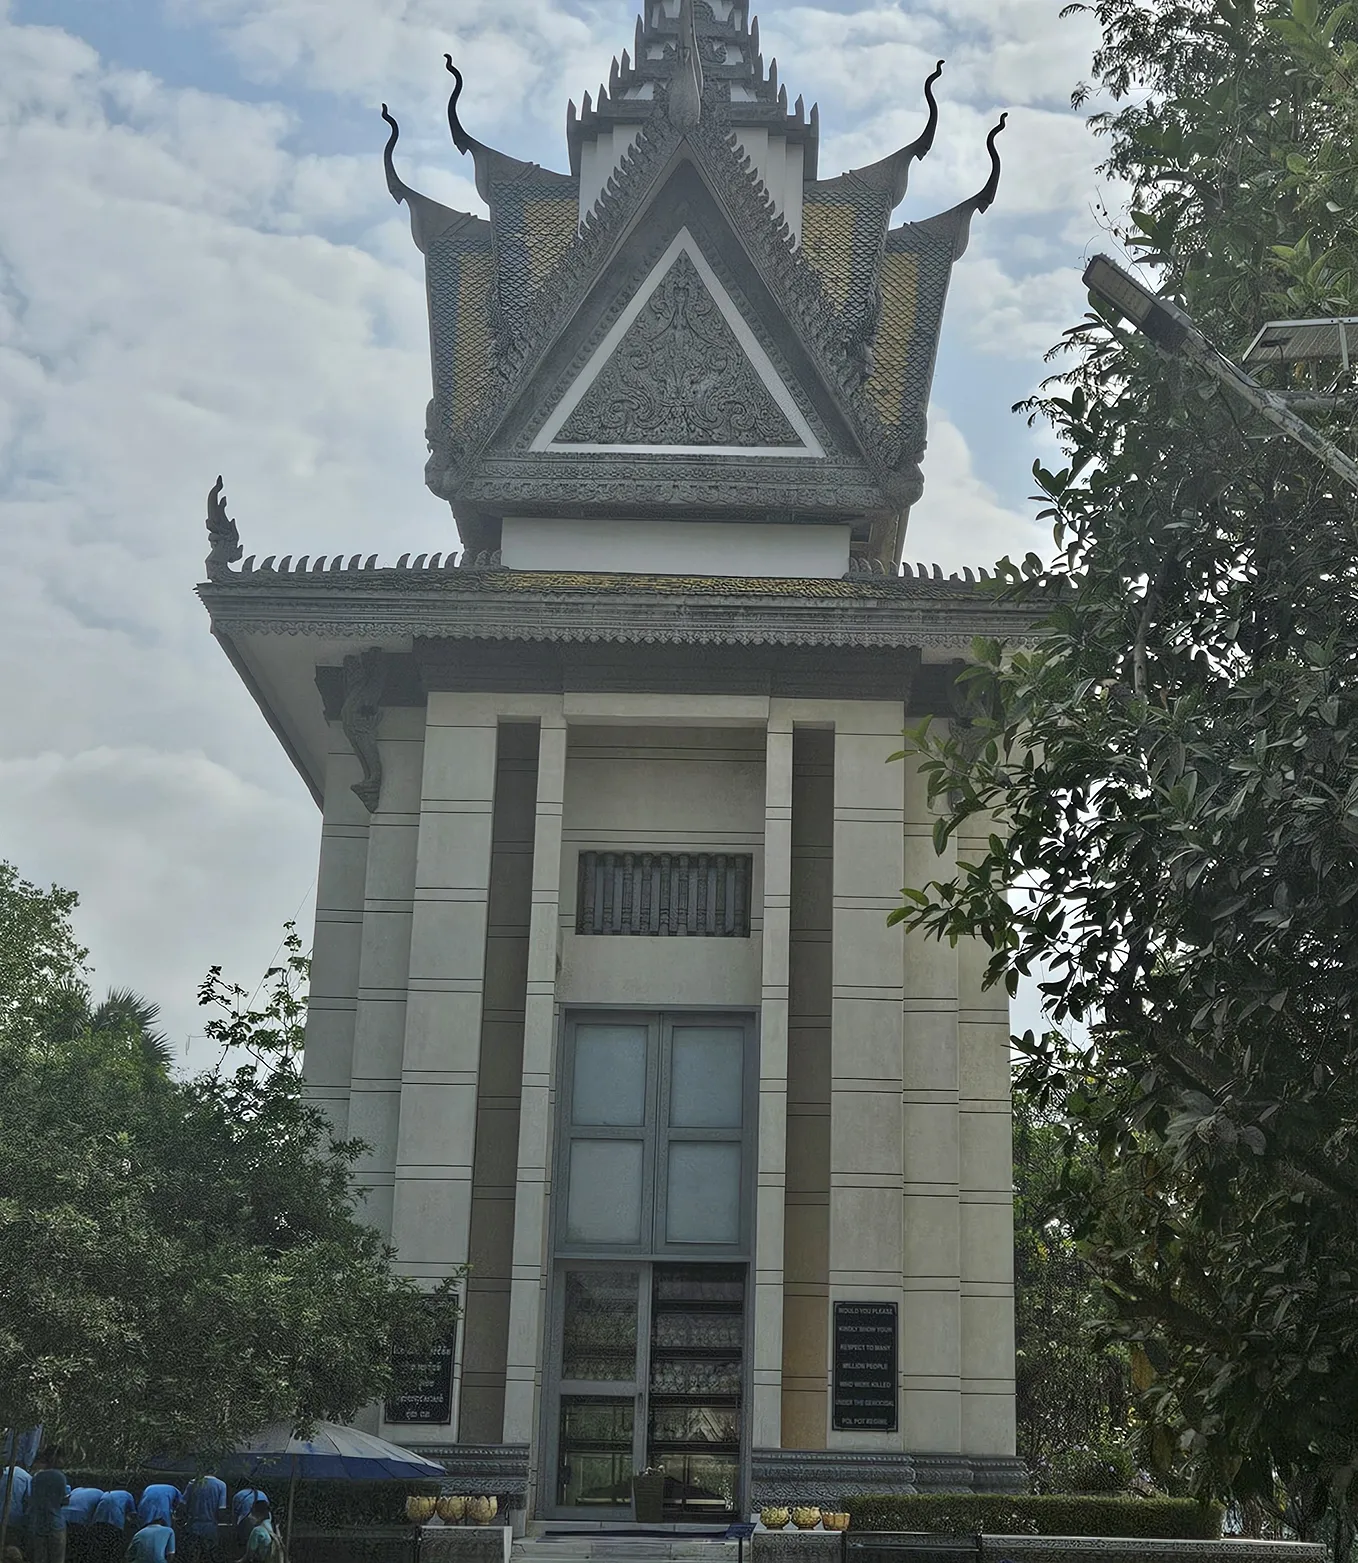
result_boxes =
[891,0,1358,1545]
[0,878,457,1466]
[1012,1090,1134,1486]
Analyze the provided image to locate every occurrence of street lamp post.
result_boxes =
[1082,253,1358,493]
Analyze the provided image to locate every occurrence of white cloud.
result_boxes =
[908,412,1048,573]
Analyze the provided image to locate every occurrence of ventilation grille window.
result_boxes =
[576,852,753,937]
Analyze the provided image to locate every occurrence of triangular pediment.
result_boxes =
[531,231,823,458]
[445,147,911,527]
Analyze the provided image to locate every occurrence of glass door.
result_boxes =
[554,1267,647,1511]
[550,1262,746,1520]
[646,1264,744,1519]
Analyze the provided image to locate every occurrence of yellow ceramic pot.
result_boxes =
[466,1496,498,1524]
[822,1512,850,1532]
[791,1506,821,1530]
[759,1507,790,1529]
[436,1497,467,1523]
[406,1496,436,1523]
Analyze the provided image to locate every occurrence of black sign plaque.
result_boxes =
[832,1301,898,1432]
[385,1326,456,1425]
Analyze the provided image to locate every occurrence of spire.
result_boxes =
[839,61,943,207]
[668,0,704,130]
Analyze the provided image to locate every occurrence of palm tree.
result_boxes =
[90,987,174,1070]
[42,980,174,1069]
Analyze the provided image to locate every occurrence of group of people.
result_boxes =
[1,1449,281,1563]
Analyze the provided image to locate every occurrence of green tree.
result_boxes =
[891,0,1358,1548]
[0,861,85,1046]
[0,912,457,1476]
[1012,1084,1133,1486]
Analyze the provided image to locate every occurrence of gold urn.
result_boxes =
[466,1496,498,1524]
[436,1497,467,1523]
[405,1496,437,1523]
[759,1507,790,1529]
[790,1506,822,1530]
[822,1512,850,1532]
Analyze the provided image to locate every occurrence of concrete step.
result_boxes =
[513,1537,741,1562]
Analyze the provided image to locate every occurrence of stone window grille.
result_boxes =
[576,851,752,937]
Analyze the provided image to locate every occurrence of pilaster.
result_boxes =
[828,702,907,1452]
[302,731,370,1135]
[753,711,794,1447]
[900,753,963,1451]
[502,706,568,1474]
[346,707,426,1240]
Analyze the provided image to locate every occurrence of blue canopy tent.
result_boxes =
[227,1422,447,1548]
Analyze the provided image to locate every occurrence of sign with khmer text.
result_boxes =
[385,1325,456,1425]
[832,1301,898,1432]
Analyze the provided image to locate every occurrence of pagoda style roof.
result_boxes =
[379,0,1006,565]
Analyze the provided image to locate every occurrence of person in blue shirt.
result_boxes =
[0,1464,29,1526]
[125,1520,175,1562]
[234,1500,274,1563]
[65,1487,104,1563]
[27,1447,71,1563]
[229,1491,267,1551]
[181,1476,227,1563]
[135,1487,181,1529]
[90,1491,136,1563]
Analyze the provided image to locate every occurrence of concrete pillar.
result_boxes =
[502,708,568,1474]
[900,754,963,1451]
[752,712,794,1448]
[957,816,1017,1456]
[828,703,907,1451]
[781,726,833,1447]
[387,692,502,1321]
[302,732,370,1135]
[345,707,426,1240]
[460,723,541,1445]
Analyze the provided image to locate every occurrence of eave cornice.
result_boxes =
[197,572,1036,652]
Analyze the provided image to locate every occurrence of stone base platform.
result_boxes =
[751,1535,1323,1563]
[751,1452,1028,1507]
[422,1523,514,1563]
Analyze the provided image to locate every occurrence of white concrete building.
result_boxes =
[200,0,1027,1520]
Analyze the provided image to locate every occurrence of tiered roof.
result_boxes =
[380,0,1005,564]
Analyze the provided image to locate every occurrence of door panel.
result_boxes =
[556,1397,636,1509]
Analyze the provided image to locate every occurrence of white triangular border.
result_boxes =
[530,227,825,457]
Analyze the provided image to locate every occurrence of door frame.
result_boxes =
[540,1005,759,1521]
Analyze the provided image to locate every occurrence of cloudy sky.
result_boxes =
[1,0,1118,1059]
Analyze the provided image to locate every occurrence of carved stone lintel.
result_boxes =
[340,648,386,812]
[205,475,242,581]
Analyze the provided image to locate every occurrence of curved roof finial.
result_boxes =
[444,54,480,156]
[668,0,704,130]
[913,60,945,161]
[840,60,945,208]
[380,104,413,205]
[972,111,1008,212]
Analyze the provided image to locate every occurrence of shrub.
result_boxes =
[1047,1442,1136,1495]
[843,1494,1221,1540]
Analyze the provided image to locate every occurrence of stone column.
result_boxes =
[302,732,370,1136]
[899,755,963,1451]
[502,707,568,1471]
[752,711,794,1448]
[827,702,907,1451]
[387,693,502,1320]
[346,707,427,1240]
[957,815,1017,1456]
